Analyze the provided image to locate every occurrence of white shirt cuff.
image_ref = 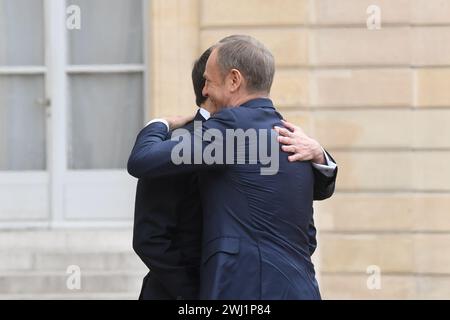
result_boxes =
[312,148,337,178]
[146,119,169,132]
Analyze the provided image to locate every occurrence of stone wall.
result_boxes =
[149,0,450,299]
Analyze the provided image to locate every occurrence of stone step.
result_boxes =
[0,292,138,300]
[0,251,147,272]
[0,270,146,295]
[0,229,134,252]
[0,229,149,298]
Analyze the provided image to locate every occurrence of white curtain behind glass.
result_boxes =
[68,74,143,169]
[0,0,44,65]
[0,0,46,171]
[67,0,144,170]
[0,76,46,170]
[68,0,143,64]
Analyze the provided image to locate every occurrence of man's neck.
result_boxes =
[200,104,215,116]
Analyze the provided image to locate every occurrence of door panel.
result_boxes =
[0,173,48,221]
[0,75,46,171]
[67,0,143,65]
[0,0,45,66]
[0,0,48,223]
[68,73,143,170]
[64,171,136,220]
[0,0,146,225]
[63,0,145,221]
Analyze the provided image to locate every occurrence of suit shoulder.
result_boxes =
[206,108,239,129]
[212,107,236,119]
[211,107,254,123]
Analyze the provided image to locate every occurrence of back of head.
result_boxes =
[192,47,212,107]
[215,35,275,95]
[219,34,255,44]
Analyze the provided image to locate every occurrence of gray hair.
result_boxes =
[214,35,275,94]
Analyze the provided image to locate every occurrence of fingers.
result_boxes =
[280,119,297,132]
[179,114,194,125]
[288,154,305,162]
[281,119,304,134]
[274,126,294,138]
[277,135,295,146]
[183,116,195,126]
[166,114,195,130]
[281,145,296,153]
[282,146,309,162]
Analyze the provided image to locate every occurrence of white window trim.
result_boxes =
[0,66,47,75]
[0,0,149,229]
[45,0,67,225]
[66,64,146,74]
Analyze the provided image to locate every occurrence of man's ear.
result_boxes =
[228,69,243,93]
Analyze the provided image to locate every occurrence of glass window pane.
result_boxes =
[68,73,143,170]
[0,0,44,66]
[68,0,143,65]
[0,76,46,170]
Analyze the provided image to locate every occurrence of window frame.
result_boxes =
[0,0,149,228]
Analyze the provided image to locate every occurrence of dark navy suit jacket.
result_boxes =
[129,99,337,299]
[132,111,205,300]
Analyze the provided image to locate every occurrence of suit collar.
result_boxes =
[199,108,210,120]
[194,109,207,122]
[240,98,274,109]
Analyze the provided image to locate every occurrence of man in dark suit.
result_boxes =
[131,39,337,299]
[132,114,204,300]
[132,51,212,300]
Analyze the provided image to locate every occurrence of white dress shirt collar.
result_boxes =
[199,108,210,120]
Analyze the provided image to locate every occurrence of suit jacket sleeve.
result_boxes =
[312,150,338,201]
[127,113,231,179]
[307,215,318,256]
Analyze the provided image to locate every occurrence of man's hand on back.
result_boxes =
[165,115,195,131]
[274,120,325,165]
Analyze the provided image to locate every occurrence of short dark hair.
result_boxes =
[192,48,212,107]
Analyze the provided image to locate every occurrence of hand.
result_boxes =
[165,115,195,131]
[274,120,326,164]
